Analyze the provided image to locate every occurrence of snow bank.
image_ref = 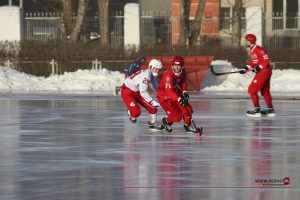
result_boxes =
[1,61,299,94]
[202,60,300,92]
[0,66,124,93]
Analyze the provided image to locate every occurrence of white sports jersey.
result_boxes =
[124,69,156,102]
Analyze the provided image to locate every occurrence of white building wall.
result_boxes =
[0,6,24,41]
[124,3,140,48]
[246,6,263,46]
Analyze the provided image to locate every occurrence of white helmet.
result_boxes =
[149,59,163,70]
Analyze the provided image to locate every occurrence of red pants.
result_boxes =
[121,85,157,118]
[159,98,193,126]
[248,68,273,108]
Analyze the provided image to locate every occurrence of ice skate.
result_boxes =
[162,117,172,132]
[261,107,276,117]
[246,107,262,117]
[184,124,199,133]
[148,122,164,130]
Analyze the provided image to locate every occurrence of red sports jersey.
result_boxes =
[157,68,187,102]
[247,45,271,69]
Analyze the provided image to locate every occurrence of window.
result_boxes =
[273,0,283,14]
[286,0,298,29]
[273,0,299,30]
[220,7,246,30]
[220,7,230,30]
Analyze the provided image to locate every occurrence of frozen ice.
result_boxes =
[0,95,299,200]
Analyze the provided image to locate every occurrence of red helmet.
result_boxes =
[245,34,256,44]
[172,56,184,67]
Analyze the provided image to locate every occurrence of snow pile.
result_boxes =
[0,66,124,93]
[1,61,299,94]
[202,60,300,92]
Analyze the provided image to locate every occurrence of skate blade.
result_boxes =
[246,113,262,117]
[186,129,202,135]
[260,110,276,117]
[149,128,164,132]
[265,113,276,117]
[149,126,165,131]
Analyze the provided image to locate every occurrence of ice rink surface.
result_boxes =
[0,95,299,200]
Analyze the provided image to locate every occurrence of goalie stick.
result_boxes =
[210,65,246,76]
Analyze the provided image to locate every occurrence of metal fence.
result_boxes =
[24,11,300,48]
[24,12,62,43]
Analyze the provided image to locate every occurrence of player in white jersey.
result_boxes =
[121,59,164,130]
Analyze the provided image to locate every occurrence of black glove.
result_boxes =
[239,66,248,74]
[252,66,261,73]
[178,98,187,107]
[182,91,189,101]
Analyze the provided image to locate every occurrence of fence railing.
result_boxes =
[23,11,300,48]
[0,59,103,75]
[0,59,133,76]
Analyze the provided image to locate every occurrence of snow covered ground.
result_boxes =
[0,66,124,94]
[0,61,299,94]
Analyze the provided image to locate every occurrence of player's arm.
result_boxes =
[242,53,261,73]
[257,49,270,69]
[175,71,189,100]
[139,79,160,108]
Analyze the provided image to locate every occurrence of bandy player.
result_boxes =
[121,59,164,130]
[157,56,198,133]
[240,34,275,117]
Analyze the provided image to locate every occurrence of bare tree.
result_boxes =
[60,0,89,42]
[61,0,72,40]
[179,0,207,46]
[70,0,89,42]
[179,0,191,46]
[231,0,243,47]
[189,0,206,45]
[98,0,110,47]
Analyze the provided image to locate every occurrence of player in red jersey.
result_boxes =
[157,56,198,133]
[240,34,275,117]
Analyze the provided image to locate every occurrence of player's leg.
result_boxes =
[121,86,141,122]
[178,102,198,133]
[260,70,275,116]
[159,99,182,132]
[137,97,164,130]
[247,74,264,117]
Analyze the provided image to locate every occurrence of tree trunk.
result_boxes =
[179,0,191,46]
[231,0,243,47]
[61,0,72,40]
[98,0,110,47]
[189,0,206,46]
[70,0,89,42]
